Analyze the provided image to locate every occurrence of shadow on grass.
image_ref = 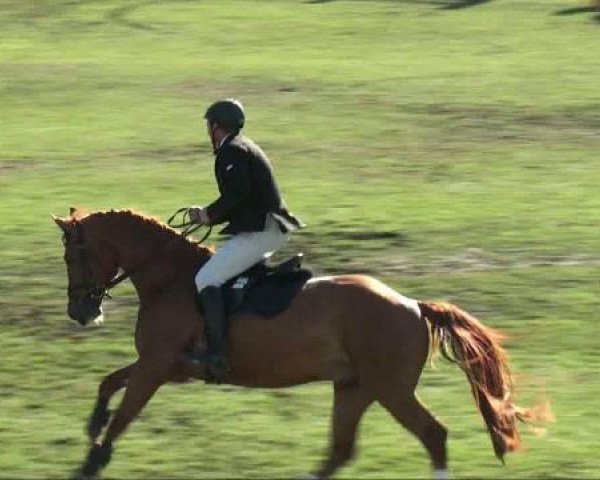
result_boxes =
[439,0,492,10]
[554,5,600,24]
[555,6,598,15]
[306,0,494,8]
[105,2,159,31]
[104,0,199,31]
[4,0,203,31]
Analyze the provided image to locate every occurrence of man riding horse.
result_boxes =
[53,120,540,477]
[187,98,303,382]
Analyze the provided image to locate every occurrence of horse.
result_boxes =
[52,207,538,479]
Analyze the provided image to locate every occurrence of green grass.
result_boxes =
[1,0,599,478]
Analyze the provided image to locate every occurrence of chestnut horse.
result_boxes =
[53,208,534,479]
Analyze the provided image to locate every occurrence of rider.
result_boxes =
[187,98,303,382]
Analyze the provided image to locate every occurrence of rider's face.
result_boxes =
[206,121,217,148]
[207,121,227,149]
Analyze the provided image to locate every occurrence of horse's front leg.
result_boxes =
[78,356,174,479]
[87,363,135,444]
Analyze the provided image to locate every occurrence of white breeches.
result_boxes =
[194,214,290,293]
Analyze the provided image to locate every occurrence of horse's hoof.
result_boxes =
[81,443,113,478]
[69,467,85,480]
[70,466,96,480]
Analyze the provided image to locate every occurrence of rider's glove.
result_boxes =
[188,206,210,225]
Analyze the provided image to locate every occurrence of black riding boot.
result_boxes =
[188,285,229,383]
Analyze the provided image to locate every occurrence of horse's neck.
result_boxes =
[88,212,207,293]
[99,215,158,269]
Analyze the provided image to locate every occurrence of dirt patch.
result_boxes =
[297,228,409,264]
[0,159,40,176]
[403,103,600,141]
[301,228,408,244]
[378,249,600,276]
[171,79,311,100]
[117,143,209,162]
[353,95,600,143]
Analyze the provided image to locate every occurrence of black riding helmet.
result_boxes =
[204,99,245,132]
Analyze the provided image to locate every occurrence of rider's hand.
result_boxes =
[188,206,210,225]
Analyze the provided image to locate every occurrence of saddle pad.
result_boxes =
[227,269,312,318]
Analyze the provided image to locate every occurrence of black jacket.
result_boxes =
[205,134,303,235]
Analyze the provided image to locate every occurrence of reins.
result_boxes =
[100,208,212,295]
[166,207,212,241]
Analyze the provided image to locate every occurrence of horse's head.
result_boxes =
[52,208,119,326]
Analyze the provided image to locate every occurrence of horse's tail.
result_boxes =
[418,300,536,461]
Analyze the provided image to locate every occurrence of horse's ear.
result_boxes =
[70,206,88,219]
[52,215,71,233]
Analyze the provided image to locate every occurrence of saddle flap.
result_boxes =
[270,253,303,274]
[225,253,311,317]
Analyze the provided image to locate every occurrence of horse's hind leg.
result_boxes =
[379,393,448,478]
[309,383,374,480]
[87,362,135,444]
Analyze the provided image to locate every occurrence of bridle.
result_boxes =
[66,222,113,302]
[66,208,212,302]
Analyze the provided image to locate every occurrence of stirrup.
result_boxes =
[204,359,230,384]
[183,349,210,366]
[184,350,229,383]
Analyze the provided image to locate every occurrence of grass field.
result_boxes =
[1,0,599,478]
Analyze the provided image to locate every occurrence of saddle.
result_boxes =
[222,253,313,317]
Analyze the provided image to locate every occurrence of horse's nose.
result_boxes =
[68,302,86,325]
[67,303,77,320]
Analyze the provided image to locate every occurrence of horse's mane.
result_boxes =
[78,208,214,257]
